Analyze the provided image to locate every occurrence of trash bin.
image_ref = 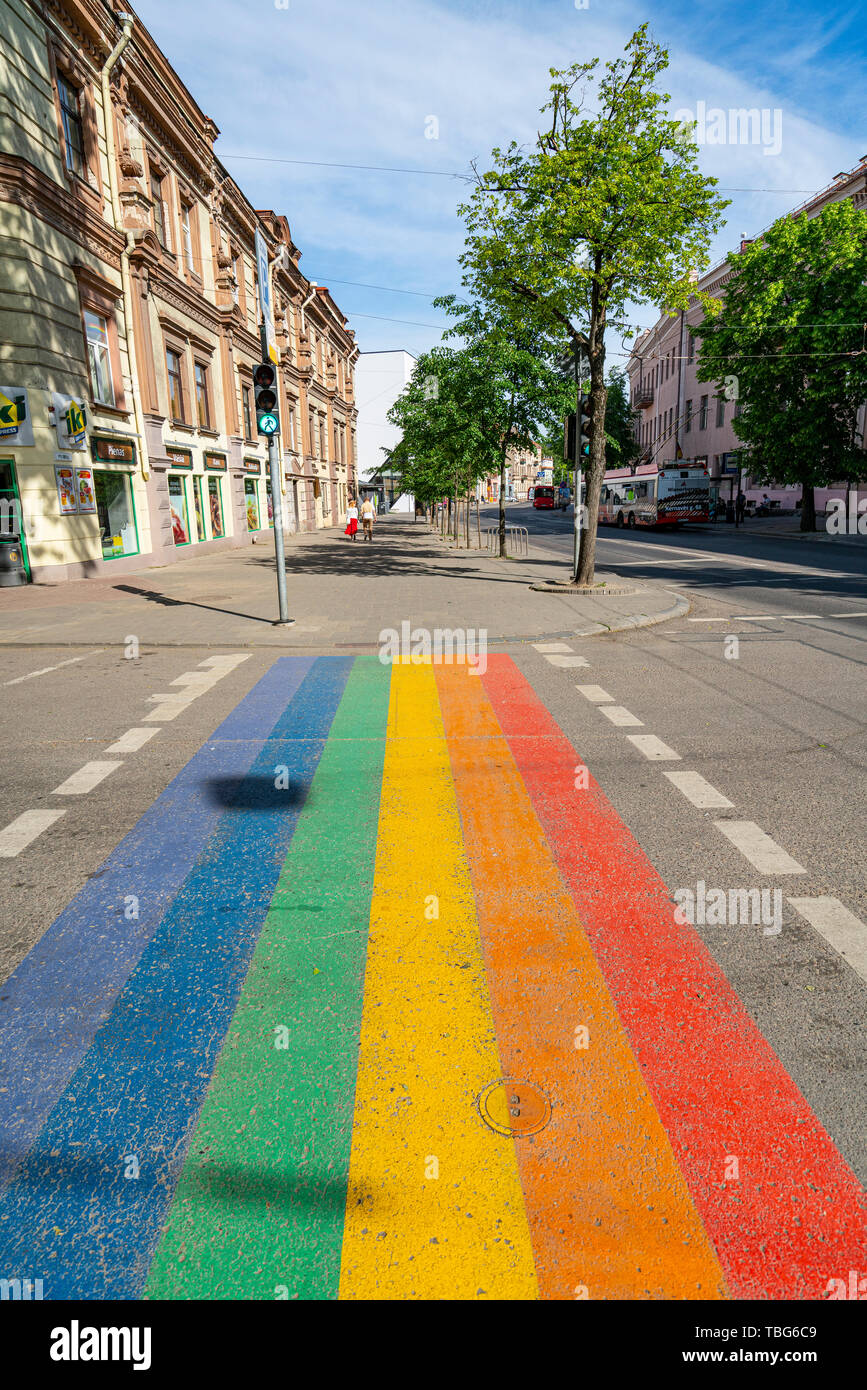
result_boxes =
[0,537,27,586]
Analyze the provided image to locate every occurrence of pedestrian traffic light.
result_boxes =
[254,360,280,436]
[564,413,576,460]
[579,396,593,456]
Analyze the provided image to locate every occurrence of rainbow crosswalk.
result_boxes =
[0,655,862,1300]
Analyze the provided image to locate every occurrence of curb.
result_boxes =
[0,591,692,650]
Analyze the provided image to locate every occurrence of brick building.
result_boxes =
[626,157,867,512]
[0,0,357,582]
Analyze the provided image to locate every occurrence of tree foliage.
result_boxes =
[454,24,729,579]
[694,200,867,529]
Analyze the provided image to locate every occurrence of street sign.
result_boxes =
[254,227,277,366]
[258,413,279,436]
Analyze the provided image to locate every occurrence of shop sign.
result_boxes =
[53,393,87,449]
[0,386,34,446]
[166,446,193,469]
[92,436,136,464]
[55,466,78,514]
[244,457,261,475]
[204,452,227,471]
[76,466,97,513]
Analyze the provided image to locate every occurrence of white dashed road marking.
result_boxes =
[105,727,161,754]
[543,654,590,668]
[575,685,613,703]
[598,705,644,727]
[51,761,123,796]
[3,653,95,686]
[532,642,574,653]
[626,735,681,761]
[787,897,867,985]
[714,821,806,875]
[0,810,66,858]
[663,770,734,809]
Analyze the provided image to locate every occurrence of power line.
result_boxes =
[221,153,472,180]
[307,276,441,299]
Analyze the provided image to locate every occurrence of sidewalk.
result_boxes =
[0,516,687,648]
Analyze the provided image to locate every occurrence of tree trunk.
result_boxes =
[800,483,817,532]
[577,292,608,586]
[465,488,470,549]
[452,474,459,543]
[476,495,481,549]
[498,456,507,557]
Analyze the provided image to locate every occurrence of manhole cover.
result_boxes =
[479,1079,551,1137]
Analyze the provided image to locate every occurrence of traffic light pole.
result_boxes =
[268,434,291,625]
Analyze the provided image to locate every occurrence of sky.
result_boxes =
[133,0,867,369]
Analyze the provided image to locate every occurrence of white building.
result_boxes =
[355,350,416,511]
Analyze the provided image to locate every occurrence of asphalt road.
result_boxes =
[488,502,866,1181]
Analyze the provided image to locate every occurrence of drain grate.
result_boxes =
[478,1078,551,1137]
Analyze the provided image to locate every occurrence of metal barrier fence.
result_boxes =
[484,525,529,557]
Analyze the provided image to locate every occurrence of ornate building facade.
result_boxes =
[0,0,357,582]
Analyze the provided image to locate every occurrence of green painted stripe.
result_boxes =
[144,656,390,1300]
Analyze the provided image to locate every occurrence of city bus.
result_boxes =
[532,484,556,509]
[598,463,711,528]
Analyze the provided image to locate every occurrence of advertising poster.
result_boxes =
[55,466,78,515]
[75,467,97,513]
[52,393,88,450]
[0,386,34,447]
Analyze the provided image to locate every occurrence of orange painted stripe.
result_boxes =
[480,654,866,1299]
[435,663,728,1301]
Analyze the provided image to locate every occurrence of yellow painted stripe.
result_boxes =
[338,663,538,1300]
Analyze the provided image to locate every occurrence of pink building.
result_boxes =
[626,157,867,514]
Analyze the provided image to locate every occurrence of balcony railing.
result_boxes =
[635,383,654,407]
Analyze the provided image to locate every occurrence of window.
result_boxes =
[716,395,725,427]
[687,332,695,363]
[57,75,85,176]
[168,474,190,545]
[699,395,708,430]
[194,361,211,429]
[193,476,206,541]
[166,348,185,421]
[208,476,224,538]
[319,417,327,459]
[232,254,241,306]
[94,470,138,558]
[181,204,194,272]
[244,477,260,531]
[150,170,166,247]
[685,399,693,433]
[84,310,115,406]
[242,384,253,440]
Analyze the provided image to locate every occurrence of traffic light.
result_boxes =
[254,360,280,436]
[564,413,576,460]
[579,396,593,457]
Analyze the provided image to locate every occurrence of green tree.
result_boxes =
[694,200,867,530]
[603,367,639,468]
[454,24,728,581]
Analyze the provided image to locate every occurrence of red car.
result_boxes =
[533,485,555,509]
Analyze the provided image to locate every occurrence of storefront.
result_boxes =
[243,458,262,531]
[90,437,140,560]
[205,452,227,539]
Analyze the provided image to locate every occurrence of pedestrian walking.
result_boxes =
[736,489,746,525]
[360,496,376,542]
[344,499,359,540]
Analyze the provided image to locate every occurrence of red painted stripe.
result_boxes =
[482,655,866,1300]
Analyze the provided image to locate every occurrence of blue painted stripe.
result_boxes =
[0,657,314,1190]
[0,656,353,1299]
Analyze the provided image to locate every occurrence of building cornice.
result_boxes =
[0,152,123,269]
